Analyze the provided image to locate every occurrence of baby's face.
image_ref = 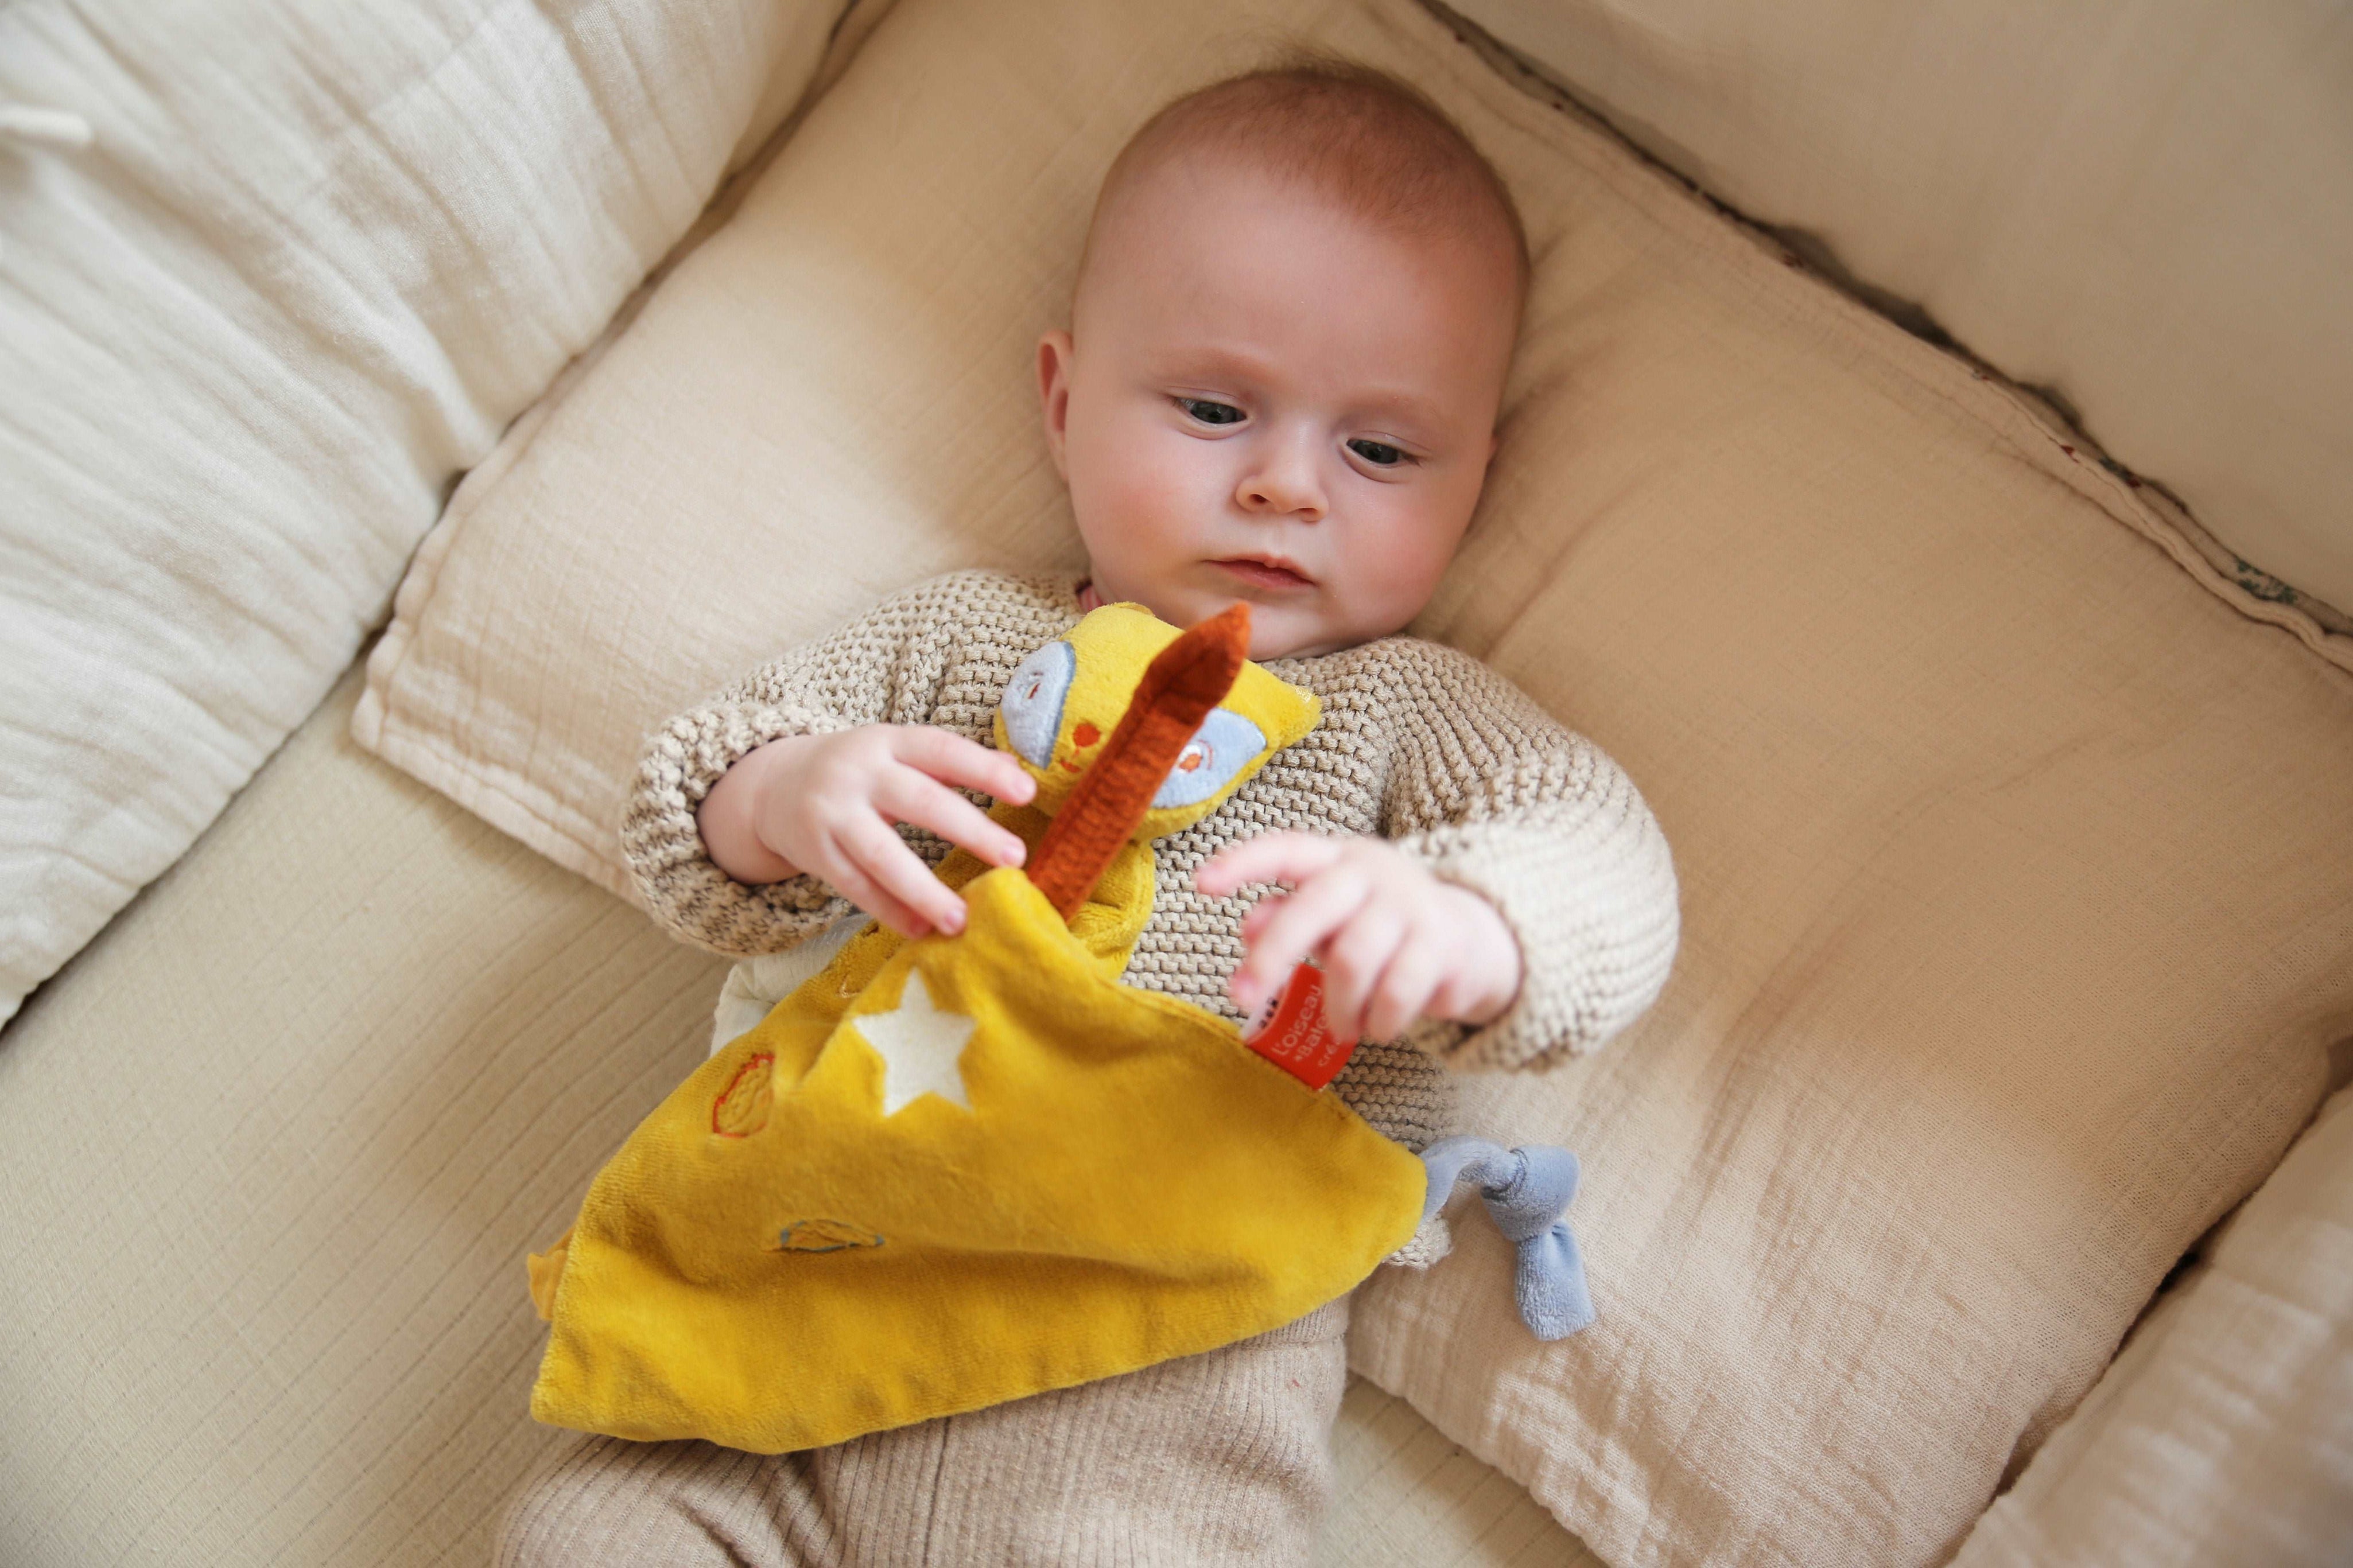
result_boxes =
[1040,156,1520,659]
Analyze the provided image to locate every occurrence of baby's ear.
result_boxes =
[1037,330,1075,474]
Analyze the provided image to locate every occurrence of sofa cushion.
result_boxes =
[1951,1084,2353,1566]
[352,0,2353,1561]
[0,0,864,1024]
[1450,0,2353,625]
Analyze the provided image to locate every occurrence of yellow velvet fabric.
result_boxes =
[529,606,1423,1453]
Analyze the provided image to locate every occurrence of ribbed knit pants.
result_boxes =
[495,1294,1350,1567]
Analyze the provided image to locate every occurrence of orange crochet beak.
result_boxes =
[1024,604,1251,920]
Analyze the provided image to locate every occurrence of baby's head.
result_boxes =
[1039,59,1528,659]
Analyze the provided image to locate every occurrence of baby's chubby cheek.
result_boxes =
[1377,528,1462,616]
[1314,511,1463,642]
[1068,449,1218,598]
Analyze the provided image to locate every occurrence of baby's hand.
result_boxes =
[1195,833,1523,1043]
[697,726,1035,939]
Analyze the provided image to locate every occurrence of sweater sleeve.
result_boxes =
[1377,640,1680,1073]
[619,570,1076,957]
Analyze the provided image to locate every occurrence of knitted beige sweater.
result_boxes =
[623,571,1679,1149]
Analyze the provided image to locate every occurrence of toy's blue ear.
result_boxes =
[1000,640,1074,767]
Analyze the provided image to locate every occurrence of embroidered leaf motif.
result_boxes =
[768,1218,884,1253]
[712,1053,775,1138]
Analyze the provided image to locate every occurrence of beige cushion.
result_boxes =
[1950,1083,2353,1567]
[0,666,1578,1566]
[0,0,859,1024]
[1450,0,2353,625]
[352,0,2353,1560]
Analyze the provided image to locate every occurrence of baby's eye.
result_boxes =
[1348,438,1407,467]
[1177,398,1245,426]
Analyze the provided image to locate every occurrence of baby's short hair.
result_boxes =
[1078,54,1530,310]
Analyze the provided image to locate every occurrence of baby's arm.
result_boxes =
[623,571,1066,956]
[1199,643,1679,1069]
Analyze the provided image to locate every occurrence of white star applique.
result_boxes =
[847,970,977,1116]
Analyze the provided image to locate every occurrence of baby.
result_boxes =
[502,59,1678,1568]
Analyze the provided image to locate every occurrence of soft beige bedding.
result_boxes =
[0,666,1582,1567]
[0,0,859,1025]
[1952,1084,2353,1566]
[349,0,2353,1561]
[7,0,2348,1561]
[1448,0,2353,623]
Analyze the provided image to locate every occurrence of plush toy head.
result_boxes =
[995,602,1319,841]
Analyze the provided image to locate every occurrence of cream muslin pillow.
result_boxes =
[1951,1084,2353,1566]
[1449,0,2353,629]
[355,0,2353,1562]
[0,0,861,1024]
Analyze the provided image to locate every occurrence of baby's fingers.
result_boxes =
[1318,903,1408,1041]
[1240,895,1283,942]
[1229,867,1365,1016]
[880,769,1026,870]
[1361,935,1446,1044]
[1195,831,1346,900]
[893,726,1036,807]
[838,817,966,937]
[813,841,933,940]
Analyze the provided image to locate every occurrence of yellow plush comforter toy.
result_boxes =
[525,602,1431,1454]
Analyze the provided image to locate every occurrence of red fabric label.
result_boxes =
[1242,964,1358,1090]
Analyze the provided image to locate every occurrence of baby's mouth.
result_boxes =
[1209,557,1315,593]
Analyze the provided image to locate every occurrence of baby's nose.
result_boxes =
[1236,454,1326,521]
